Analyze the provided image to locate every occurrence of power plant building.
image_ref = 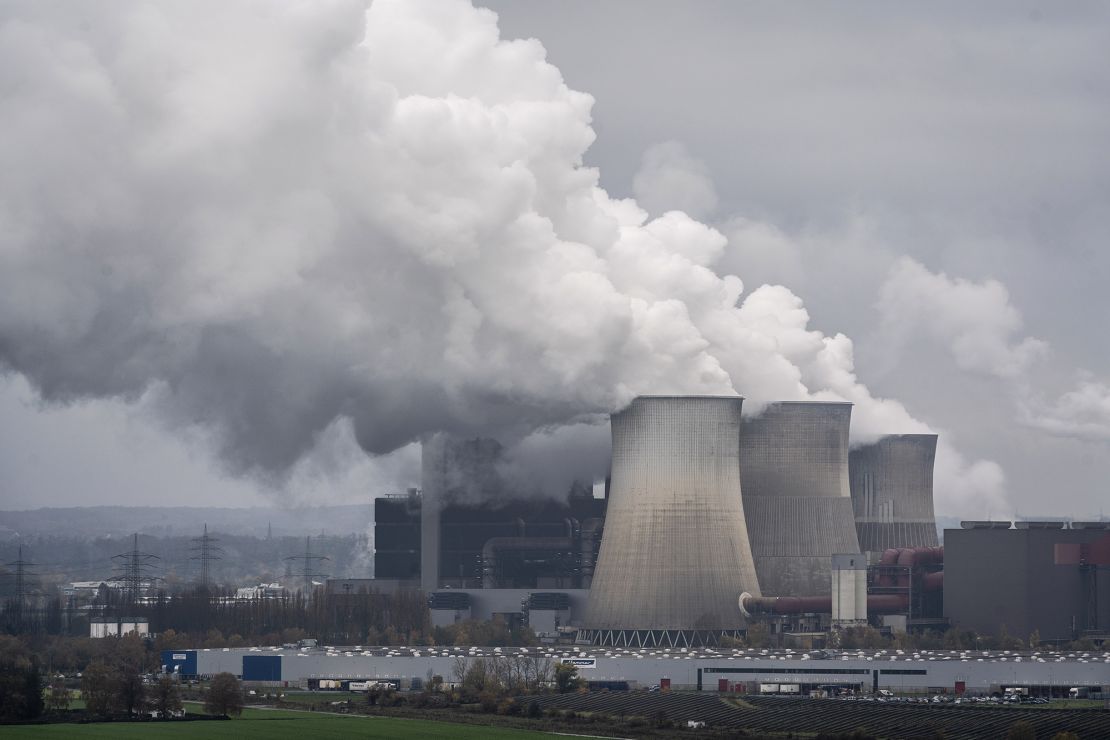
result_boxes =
[739,402,861,597]
[944,522,1110,641]
[367,397,954,639]
[375,437,605,590]
[850,434,940,553]
[582,396,760,646]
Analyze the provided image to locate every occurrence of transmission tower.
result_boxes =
[284,536,329,595]
[3,544,38,632]
[189,523,223,590]
[111,533,160,605]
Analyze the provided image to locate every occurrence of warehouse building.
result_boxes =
[162,644,1109,697]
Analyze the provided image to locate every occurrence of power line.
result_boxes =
[284,536,329,596]
[189,523,223,590]
[3,544,38,631]
[110,533,160,604]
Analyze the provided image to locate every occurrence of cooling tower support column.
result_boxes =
[581,396,760,648]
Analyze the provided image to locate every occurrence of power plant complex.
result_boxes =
[157,392,1110,700]
[357,394,1108,649]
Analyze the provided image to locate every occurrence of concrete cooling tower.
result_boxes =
[849,434,940,553]
[740,401,861,597]
[581,396,760,647]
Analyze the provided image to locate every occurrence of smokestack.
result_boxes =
[740,401,861,596]
[849,434,940,552]
[419,434,503,591]
[582,396,760,647]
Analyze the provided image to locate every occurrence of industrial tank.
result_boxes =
[582,396,760,646]
[740,401,861,596]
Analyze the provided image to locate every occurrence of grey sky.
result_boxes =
[1,1,1107,518]
[487,0,1110,519]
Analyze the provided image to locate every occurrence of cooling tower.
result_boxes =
[849,434,940,553]
[740,401,861,597]
[582,396,760,647]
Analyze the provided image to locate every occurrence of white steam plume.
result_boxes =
[0,0,1008,515]
[878,258,1110,444]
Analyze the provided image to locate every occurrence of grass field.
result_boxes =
[1,707,562,739]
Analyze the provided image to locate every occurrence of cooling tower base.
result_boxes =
[856,521,939,553]
[577,628,746,648]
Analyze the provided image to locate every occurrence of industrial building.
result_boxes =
[350,395,1110,648]
[581,396,761,647]
[945,522,1110,641]
[740,401,862,597]
[357,396,951,641]
[90,616,149,638]
[162,644,1110,697]
[373,486,605,590]
[850,434,940,553]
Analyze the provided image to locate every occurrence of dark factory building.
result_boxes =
[373,491,422,581]
[944,522,1110,642]
[374,486,606,590]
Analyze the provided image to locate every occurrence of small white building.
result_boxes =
[235,583,286,600]
[90,617,149,638]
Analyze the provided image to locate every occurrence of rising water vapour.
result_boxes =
[0,0,1006,515]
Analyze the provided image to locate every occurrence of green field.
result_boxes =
[0,708,561,739]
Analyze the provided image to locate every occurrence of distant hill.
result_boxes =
[0,504,373,540]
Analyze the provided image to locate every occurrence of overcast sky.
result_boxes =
[1,1,1107,519]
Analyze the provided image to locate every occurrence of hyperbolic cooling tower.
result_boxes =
[849,434,940,553]
[740,401,861,597]
[582,396,760,647]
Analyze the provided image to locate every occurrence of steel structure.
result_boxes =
[284,536,329,596]
[110,533,160,604]
[740,401,861,597]
[849,434,940,552]
[189,523,223,590]
[582,396,760,647]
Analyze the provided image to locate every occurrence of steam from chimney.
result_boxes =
[0,0,1008,514]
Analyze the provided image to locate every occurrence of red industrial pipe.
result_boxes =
[739,546,945,617]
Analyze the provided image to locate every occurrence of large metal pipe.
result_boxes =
[739,546,944,617]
